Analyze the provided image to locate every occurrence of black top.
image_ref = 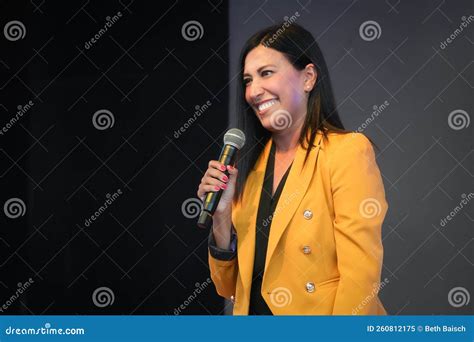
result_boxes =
[208,141,293,315]
[249,141,292,315]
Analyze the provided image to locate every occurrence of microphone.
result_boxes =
[197,128,246,229]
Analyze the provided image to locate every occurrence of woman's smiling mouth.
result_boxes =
[256,98,279,115]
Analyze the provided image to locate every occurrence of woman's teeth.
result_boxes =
[258,99,277,112]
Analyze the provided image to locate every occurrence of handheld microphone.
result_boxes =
[197,128,246,229]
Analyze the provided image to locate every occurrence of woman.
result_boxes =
[197,23,388,315]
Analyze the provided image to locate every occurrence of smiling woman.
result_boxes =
[243,46,314,131]
[199,23,389,315]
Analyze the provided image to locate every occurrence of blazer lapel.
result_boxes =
[232,137,273,295]
[232,130,323,294]
[264,130,323,273]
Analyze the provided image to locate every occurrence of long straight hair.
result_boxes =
[234,23,352,203]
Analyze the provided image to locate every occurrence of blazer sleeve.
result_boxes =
[329,133,388,315]
[208,226,238,299]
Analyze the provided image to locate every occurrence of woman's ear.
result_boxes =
[303,63,317,92]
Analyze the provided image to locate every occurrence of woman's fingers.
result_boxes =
[204,168,229,183]
[197,184,221,200]
[197,161,238,206]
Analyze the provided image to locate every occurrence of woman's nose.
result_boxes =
[249,83,264,102]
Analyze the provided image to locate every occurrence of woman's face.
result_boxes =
[243,45,314,132]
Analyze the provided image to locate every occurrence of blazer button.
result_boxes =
[303,209,313,220]
[305,282,315,293]
[302,245,312,254]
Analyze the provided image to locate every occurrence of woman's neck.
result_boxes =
[272,120,304,155]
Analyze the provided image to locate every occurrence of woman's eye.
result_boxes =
[261,70,273,77]
[243,78,252,86]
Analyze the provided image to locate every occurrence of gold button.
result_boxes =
[305,282,315,293]
[303,210,313,220]
[302,246,312,254]
[230,295,235,304]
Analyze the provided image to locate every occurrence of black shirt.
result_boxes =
[249,141,292,315]
[208,140,293,315]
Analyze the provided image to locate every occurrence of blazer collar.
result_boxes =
[232,129,324,293]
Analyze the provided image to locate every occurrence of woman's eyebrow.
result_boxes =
[243,64,277,77]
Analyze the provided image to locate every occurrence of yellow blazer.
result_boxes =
[208,130,388,315]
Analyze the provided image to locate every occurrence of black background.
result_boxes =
[1,0,229,314]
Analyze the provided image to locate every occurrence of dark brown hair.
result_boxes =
[234,23,353,202]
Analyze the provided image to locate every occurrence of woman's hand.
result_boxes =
[197,160,238,215]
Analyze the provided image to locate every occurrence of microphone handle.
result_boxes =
[197,144,238,229]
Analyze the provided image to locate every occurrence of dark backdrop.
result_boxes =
[1,0,472,315]
[228,0,472,315]
[1,0,229,314]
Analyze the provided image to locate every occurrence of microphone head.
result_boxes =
[223,128,246,149]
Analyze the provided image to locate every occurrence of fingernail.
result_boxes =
[221,184,227,189]
[227,165,233,170]
[220,165,226,171]
[214,186,220,191]
[222,175,228,182]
